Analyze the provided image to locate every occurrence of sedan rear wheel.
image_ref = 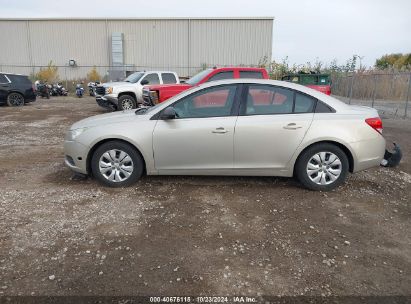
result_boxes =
[295,143,349,191]
[91,141,143,187]
[7,93,25,107]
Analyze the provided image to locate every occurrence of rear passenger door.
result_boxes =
[234,84,315,172]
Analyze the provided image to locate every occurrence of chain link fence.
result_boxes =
[331,72,411,118]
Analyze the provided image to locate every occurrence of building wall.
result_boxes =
[0,18,273,79]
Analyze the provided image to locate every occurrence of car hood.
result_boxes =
[70,110,147,130]
[102,82,131,87]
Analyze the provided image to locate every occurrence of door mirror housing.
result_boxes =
[160,107,176,120]
[140,79,149,85]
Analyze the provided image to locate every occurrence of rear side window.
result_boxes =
[315,101,335,113]
[207,71,234,82]
[294,93,316,113]
[7,74,31,85]
[239,71,264,79]
[243,85,294,115]
[0,74,9,83]
[300,75,318,85]
[142,73,160,85]
[161,73,177,84]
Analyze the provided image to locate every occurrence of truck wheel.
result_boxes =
[295,143,349,191]
[7,93,25,107]
[118,95,137,110]
[91,141,144,187]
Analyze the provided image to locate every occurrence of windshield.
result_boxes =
[186,69,212,85]
[124,72,144,83]
[135,103,164,115]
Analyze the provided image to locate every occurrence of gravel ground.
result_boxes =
[0,96,410,297]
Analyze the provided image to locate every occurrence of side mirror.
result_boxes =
[160,107,176,120]
[140,79,149,85]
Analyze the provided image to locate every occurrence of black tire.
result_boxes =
[91,141,144,187]
[295,143,349,191]
[7,92,25,107]
[118,94,137,111]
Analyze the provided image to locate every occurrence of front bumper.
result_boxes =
[95,94,118,110]
[64,140,89,175]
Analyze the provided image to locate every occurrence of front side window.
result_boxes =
[161,73,177,84]
[243,85,294,115]
[142,73,160,85]
[171,85,238,119]
[206,71,234,82]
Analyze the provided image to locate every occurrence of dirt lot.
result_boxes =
[0,96,410,297]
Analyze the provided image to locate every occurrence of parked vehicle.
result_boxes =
[49,84,59,96]
[143,67,269,106]
[36,83,50,99]
[0,73,36,106]
[76,84,84,98]
[64,79,389,191]
[95,71,179,111]
[282,72,331,95]
[54,83,68,96]
[88,81,100,96]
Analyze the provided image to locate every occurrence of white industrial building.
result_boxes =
[0,17,273,80]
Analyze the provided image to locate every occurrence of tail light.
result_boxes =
[32,84,36,92]
[365,117,383,134]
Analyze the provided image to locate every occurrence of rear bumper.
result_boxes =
[351,135,386,172]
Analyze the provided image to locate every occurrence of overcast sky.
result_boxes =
[1,0,410,68]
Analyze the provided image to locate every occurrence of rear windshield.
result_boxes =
[7,74,32,85]
[282,75,330,85]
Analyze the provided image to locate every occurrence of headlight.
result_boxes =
[105,87,113,94]
[149,90,159,104]
[65,127,88,141]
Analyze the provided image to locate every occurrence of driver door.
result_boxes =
[153,84,240,173]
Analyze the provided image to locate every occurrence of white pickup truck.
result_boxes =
[95,71,179,111]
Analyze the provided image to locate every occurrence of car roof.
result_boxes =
[134,71,177,74]
[1,72,27,76]
[212,67,266,71]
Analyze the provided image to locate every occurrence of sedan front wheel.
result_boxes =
[91,141,144,187]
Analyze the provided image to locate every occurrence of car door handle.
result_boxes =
[212,127,229,134]
[283,123,302,130]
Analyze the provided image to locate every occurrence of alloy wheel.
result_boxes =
[121,99,134,110]
[8,93,24,106]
